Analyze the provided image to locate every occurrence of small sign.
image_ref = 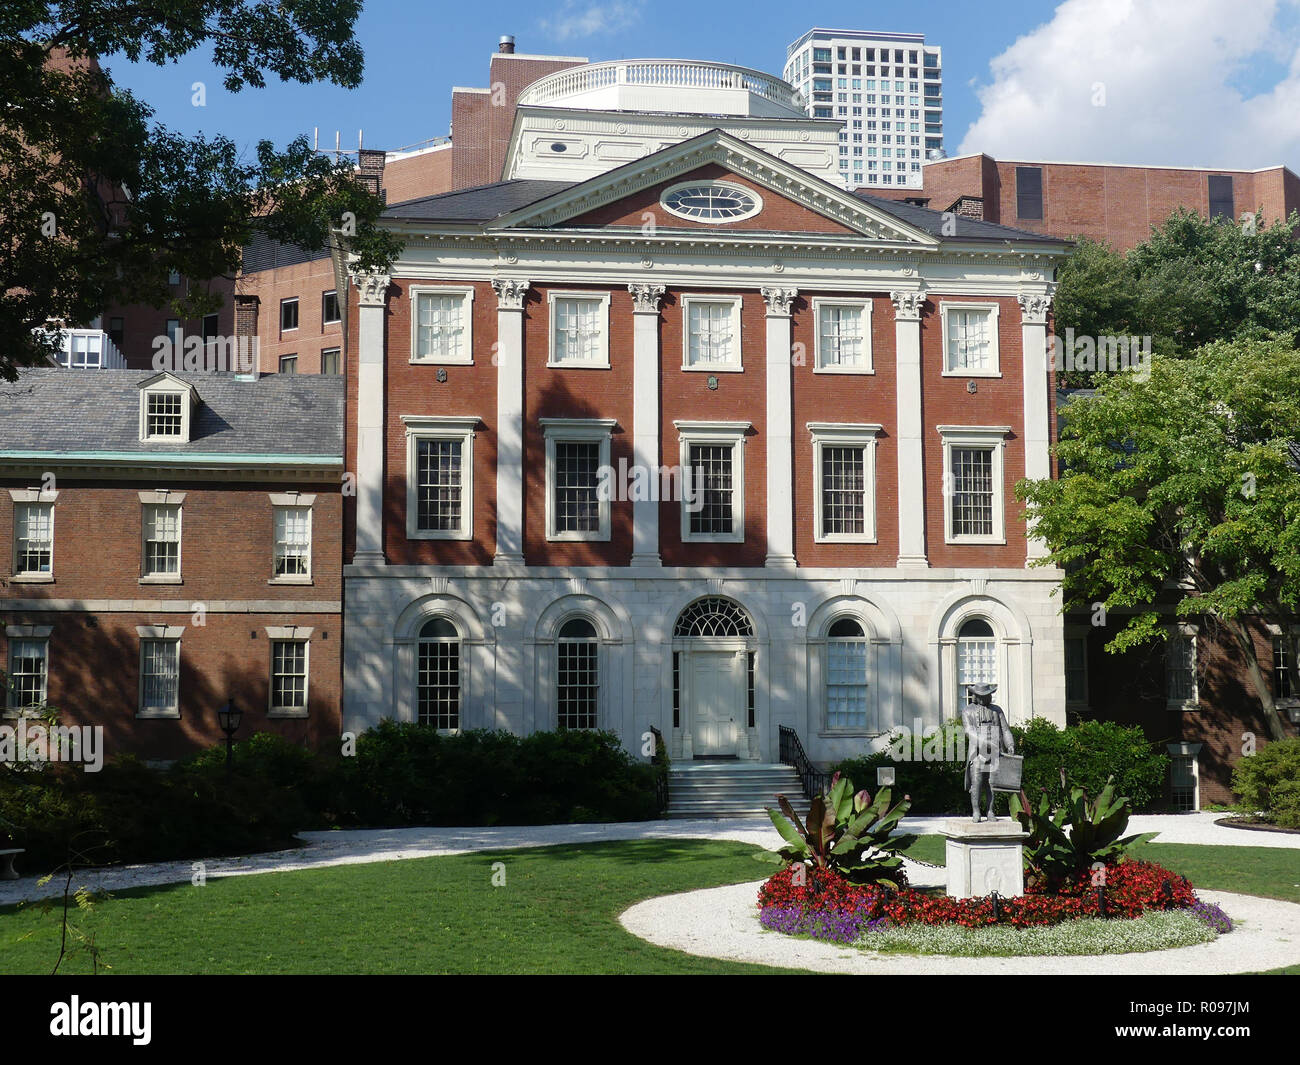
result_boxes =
[876,767,896,787]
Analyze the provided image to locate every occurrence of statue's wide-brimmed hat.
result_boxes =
[968,683,998,697]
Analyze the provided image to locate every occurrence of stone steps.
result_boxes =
[665,761,806,819]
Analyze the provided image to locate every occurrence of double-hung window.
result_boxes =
[825,617,870,731]
[813,299,872,372]
[10,489,56,579]
[682,296,743,371]
[140,492,184,580]
[556,617,599,729]
[266,627,312,716]
[137,626,183,718]
[541,419,615,541]
[1166,626,1199,709]
[403,416,478,539]
[548,292,610,367]
[809,423,880,543]
[410,286,474,364]
[270,495,314,581]
[675,421,750,543]
[941,302,1000,376]
[5,626,50,712]
[939,427,1009,544]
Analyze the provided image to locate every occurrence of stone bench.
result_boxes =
[0,848,24,881]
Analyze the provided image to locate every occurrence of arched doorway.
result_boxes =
[672,596,757,759]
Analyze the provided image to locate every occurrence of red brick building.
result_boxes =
[0,370,344,760]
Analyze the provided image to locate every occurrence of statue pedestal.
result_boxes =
[939,819,1028,900]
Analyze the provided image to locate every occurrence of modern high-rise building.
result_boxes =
[784,28,942,191]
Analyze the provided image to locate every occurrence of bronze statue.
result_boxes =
[962,683,1014,822]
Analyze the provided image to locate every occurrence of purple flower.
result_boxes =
[760,905,890,944]
[1189,898,1233,934]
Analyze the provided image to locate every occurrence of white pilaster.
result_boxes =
[1018,291,1054,561]
[891,289,928,568]
[351,271,391,565]
[492,278,531,566]
[761,286,798,568]
[629,283,665,567]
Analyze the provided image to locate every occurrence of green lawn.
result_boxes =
[2,832,1294,975]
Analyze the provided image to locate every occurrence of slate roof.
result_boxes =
[0,369,344,459]
[383,180,574,223]
[852,192,1073,245]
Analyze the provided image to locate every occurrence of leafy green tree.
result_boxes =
[0,2,403,379]
[1018,337,1300,741]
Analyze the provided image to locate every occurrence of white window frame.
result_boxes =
[136,626,183,719]
[812,298,874,373]
[9,488,57,582]
[321,289,341,325]
[4,625,51,716]
[822,617,874,733]
[266,626,312,718]
[409,285,475,365]
[659,179,764,224]
[547,291,611,369]
[681,295,744,372]
[1267,623,1300,708]
[1166,624,1199,710]
[675,420,750,544]
[938,426,1009,545]
[268,492,316,584]
[540,418,616,542]
[1167,741,1202,812]
[402,415,478,540]
[139,491,185,582]
[280,297,299,333]
[940,301,1001,377]
[139,386,193,442]
[808,423,880,543]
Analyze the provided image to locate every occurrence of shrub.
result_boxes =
[1231,737,1300,828]
[833,720,968,815]
[1011,778,1140,890]
[1015,719,1168,811]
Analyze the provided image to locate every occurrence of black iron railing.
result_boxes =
[778,725,830,800]
[648,725,669,815]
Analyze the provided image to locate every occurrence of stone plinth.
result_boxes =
[940,819,1029,900]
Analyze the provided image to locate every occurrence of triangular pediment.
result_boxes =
[489,130,938,246]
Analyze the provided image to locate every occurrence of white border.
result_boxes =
[409,285,476,365]
[402,415,479,540]
[540,418,617,541]
[547,290,612,369]
[940,301,1001,377]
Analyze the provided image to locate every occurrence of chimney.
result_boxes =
[949,195,985,222]
[357,148,387,199]
[498,35,516,53]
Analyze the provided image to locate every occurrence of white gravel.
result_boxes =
[619,881,1300,974]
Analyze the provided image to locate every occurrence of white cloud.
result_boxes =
[540,1,645,43]
[958,0,1300,169]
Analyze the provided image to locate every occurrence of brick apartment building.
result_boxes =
[0,370,344,759]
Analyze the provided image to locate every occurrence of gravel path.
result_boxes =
[1,810,1294,907]
[619,882,1300,974]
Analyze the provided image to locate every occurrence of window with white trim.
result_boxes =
[549,293,610,367]
[810,423,879,543]
[280,298,299,332]
[939,426,1009,544]
[814,299,872,372]
[557,617,599,729]
[6,635,48,710]
[541,418,614,541]
[826,617,869,730]
[321,290,341,324]
[403,416,477,540]
[676,421,750,543]
[138,375,195,442]
[1166,628,1198,708]
[272,505,312,578]
[941,303,1000,375]
[411,286,474,364]
[13,501,53,576]
[142,502,182,577]
[682,296,742,371]
[957,617,998,710]
[271,640,309,714]
[417,617,461,731]
[139,635,181,718]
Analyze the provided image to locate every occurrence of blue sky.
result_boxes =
[102,0,1300,171]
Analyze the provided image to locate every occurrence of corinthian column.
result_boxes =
[891,288,928,568]
[762,286,798,568]
[352,271,391,565]
[492,278,530,566]
[1018,290,1054,561]
[629,283,665,567]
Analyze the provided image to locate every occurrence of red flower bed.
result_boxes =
[758,858,1195,932]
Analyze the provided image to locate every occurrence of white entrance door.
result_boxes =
[691,651,744,756]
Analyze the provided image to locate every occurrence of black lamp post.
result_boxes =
[217,697,242,772]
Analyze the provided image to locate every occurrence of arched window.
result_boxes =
[417,617,461,730]
[557,617,598,729]
[673,597,755,638]
[957,617,997,708]
[826,617,869,729]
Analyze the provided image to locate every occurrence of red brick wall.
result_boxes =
[104,276,237,370]
[239,259,343,374]
[383,146,455,204]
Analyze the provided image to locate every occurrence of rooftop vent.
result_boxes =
[499,35,516,54]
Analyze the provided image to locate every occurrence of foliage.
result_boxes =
[1013,718,1168,811]
[833,719,968,814]
[1010,778,1140,889]
[1230,737,1300,829]
[766,772,915,888]
[1017,336,1300,740]
[0,2,402,377]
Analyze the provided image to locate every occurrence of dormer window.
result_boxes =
[138,373,198,442]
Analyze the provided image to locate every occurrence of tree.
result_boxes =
[0,3,403,379]
[1017,337,1300,741]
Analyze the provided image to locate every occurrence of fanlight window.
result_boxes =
[673,597,755,638]
[660,182,761,222]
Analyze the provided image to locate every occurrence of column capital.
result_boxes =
[351,271,391,307]
[491,277,532,311]
[628,283,666,314]
[889,288,926,321]
[1017,290,1054,326]
[761,286,799,317]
